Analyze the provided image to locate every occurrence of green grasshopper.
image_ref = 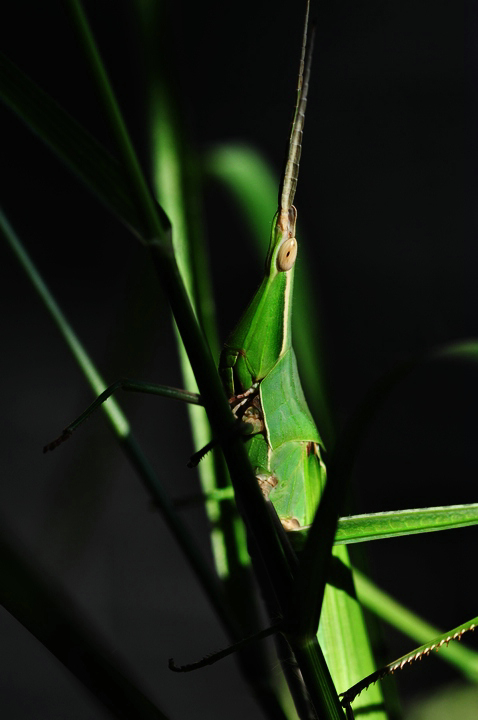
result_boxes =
[46,2,325,534]
[217,9,326,531]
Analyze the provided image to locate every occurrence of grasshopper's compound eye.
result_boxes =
[277,237,297,271]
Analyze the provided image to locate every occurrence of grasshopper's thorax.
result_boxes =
[219,207,298,398]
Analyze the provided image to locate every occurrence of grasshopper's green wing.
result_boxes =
[261,348,322,448]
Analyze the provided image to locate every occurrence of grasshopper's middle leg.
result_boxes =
[44,379,201,452]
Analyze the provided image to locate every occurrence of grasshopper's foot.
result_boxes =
[43,429,72,453]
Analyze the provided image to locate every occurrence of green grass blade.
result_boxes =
[0,209,129,437]
[291,638,346,720]
[289,503,478,549]
[205,144,276,252]
[145,65,239,580]
[318,545,387,719]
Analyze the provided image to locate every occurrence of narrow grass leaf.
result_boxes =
[289,503,478,550]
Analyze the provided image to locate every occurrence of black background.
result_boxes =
[1,1,476,718]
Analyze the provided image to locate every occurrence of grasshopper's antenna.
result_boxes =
[278,0,315,227]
